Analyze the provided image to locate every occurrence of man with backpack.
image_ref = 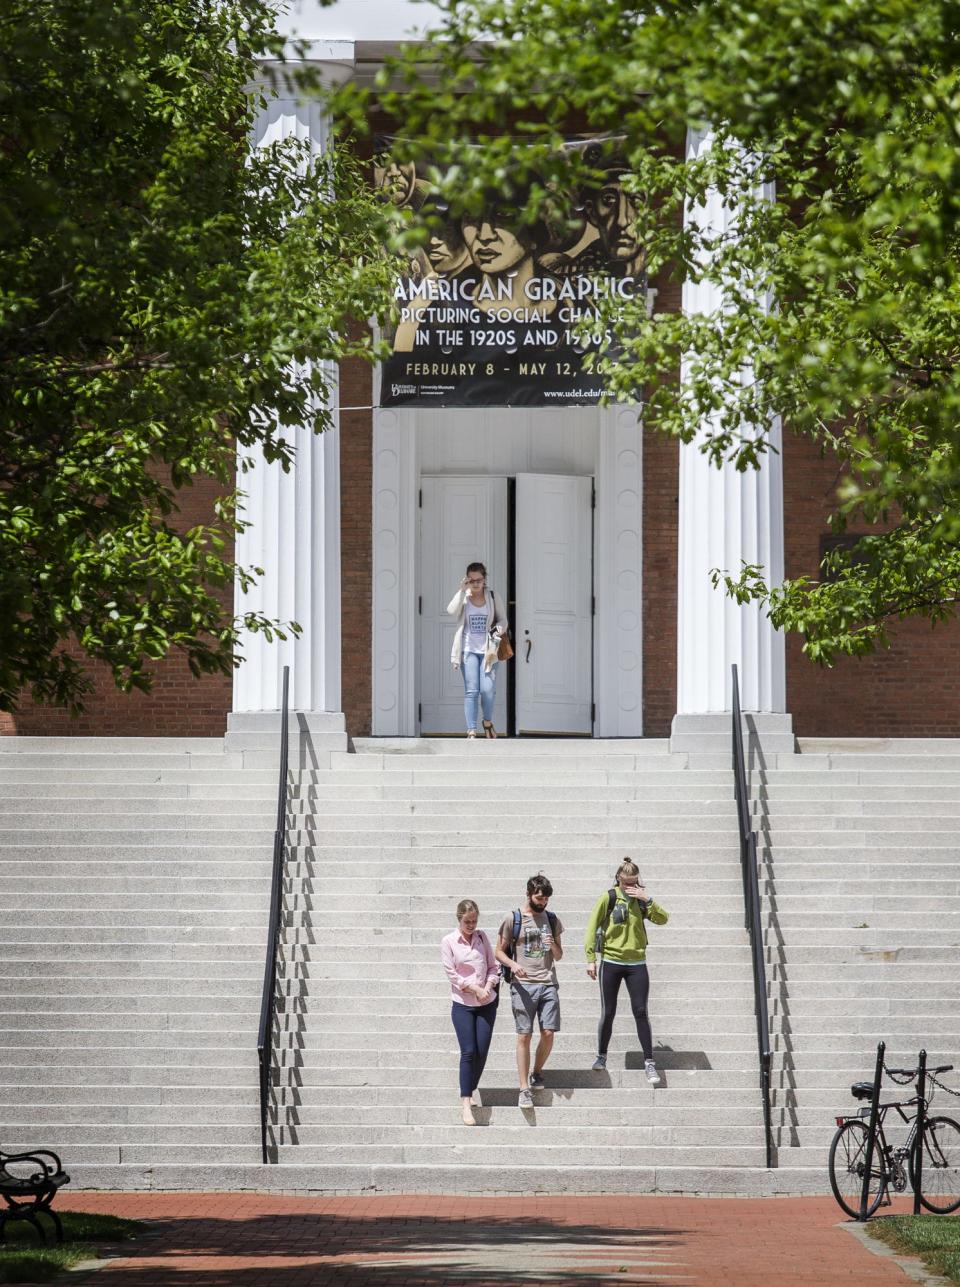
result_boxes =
[496,873,564,1109]
[584,859,669,1085]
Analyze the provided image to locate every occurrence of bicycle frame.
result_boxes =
[837,1099,919,1197]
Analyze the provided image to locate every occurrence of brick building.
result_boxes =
[6,0,960,745]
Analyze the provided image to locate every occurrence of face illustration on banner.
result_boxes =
[461,215,532,275]
[426,223,470,274]
[590,179,642,263]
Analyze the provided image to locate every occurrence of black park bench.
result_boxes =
[0,1149,70,1243]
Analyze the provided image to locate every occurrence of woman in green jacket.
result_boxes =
[584,859,668,1084]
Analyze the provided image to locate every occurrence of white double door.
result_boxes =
[418,474,593,735]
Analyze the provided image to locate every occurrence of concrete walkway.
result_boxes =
[66,1192,925,1285]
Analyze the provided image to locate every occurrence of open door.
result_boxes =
[418,476,508,735]
[515,473,593,735]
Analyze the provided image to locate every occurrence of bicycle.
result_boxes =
[828,1062,960,1218]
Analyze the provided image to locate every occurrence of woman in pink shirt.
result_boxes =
[441,899,501,1125]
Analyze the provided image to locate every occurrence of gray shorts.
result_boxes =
[510,981,561,1034]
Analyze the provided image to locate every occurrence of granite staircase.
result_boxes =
[5,732,955,1194]
[266,738,798,1193]
[755,740,960,1170]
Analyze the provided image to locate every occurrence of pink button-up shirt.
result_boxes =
[440,928,500,1006]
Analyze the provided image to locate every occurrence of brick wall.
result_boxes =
[783,431,960,736]
[642,431,679,737]
[0,474,234,737]
[641,270,681,737]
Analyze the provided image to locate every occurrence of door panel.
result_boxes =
[418,476,508,735]
[515,474,593,735]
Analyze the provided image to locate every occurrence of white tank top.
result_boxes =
[462,594,491,654]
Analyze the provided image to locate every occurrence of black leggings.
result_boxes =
[597,960,652,1059]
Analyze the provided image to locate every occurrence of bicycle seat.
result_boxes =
[851,1081,877,1100]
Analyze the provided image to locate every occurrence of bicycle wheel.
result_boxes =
[909,1116,960,1214]
[829,1120,887,1218]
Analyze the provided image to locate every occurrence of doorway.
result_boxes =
[418,473,594,736]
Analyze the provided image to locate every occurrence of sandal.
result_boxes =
[482,720,497,739]
[467,729,477,739]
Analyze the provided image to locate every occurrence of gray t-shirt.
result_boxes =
[500,909,564,986]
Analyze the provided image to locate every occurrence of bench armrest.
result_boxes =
[0,1149,68,1187]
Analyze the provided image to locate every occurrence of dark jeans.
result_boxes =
[597,960,652,1060]
[451,996,499,1097]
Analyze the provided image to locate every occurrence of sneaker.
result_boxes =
[591,1054,607,1071]
[645,1059,661,1085]
[529,1071,545,1090]
[518,1088,534,1109]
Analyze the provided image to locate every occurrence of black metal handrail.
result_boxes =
[257,664,290,1165]
[731,664,774,1168]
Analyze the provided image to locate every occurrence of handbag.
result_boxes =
[490,590,513,661]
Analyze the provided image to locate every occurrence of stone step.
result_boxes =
[288,800,739,817]
[294,769,735,787]
[765,831,960,848]
[0,931,952,961]
[0,770,277,785]
[753,782,960,800]
[0,1101,880,1128]
[14,1148,777,1178]
[6,785,281,801]
[331,751,689,773]
[0,950,752,979]
[62,1161,833,1196]
[0,829,277,847]
[0,1124,819,1149]
[0,828,740,848]
[0,811,738,832]
[752,799,960,817]
[0,753,248,771]
[762,754,960,771]
[352,738,673,756]
[759,813,960,830]
[0,800,278,817]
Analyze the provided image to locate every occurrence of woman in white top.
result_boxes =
[447,561,509,738]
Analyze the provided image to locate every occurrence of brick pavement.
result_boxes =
[63,1192,922,1286]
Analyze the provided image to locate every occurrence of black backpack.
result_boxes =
[502,907,558,984]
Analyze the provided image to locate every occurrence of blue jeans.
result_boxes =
[461,651,498,731]
[451,996,499,1097]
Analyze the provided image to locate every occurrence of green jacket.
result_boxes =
[584,889,668,964]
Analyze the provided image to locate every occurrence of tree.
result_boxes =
[333,0,960,664]
[0,0,396,711]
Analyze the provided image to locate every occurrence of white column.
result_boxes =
[673,127,790,749]
[594,406,644,737]
[371,407,418,737]
[231,55,353,734]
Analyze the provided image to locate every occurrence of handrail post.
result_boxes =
[859,1041,885,1220]
[913,1048,927,1215]
[257,665,291,1166]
